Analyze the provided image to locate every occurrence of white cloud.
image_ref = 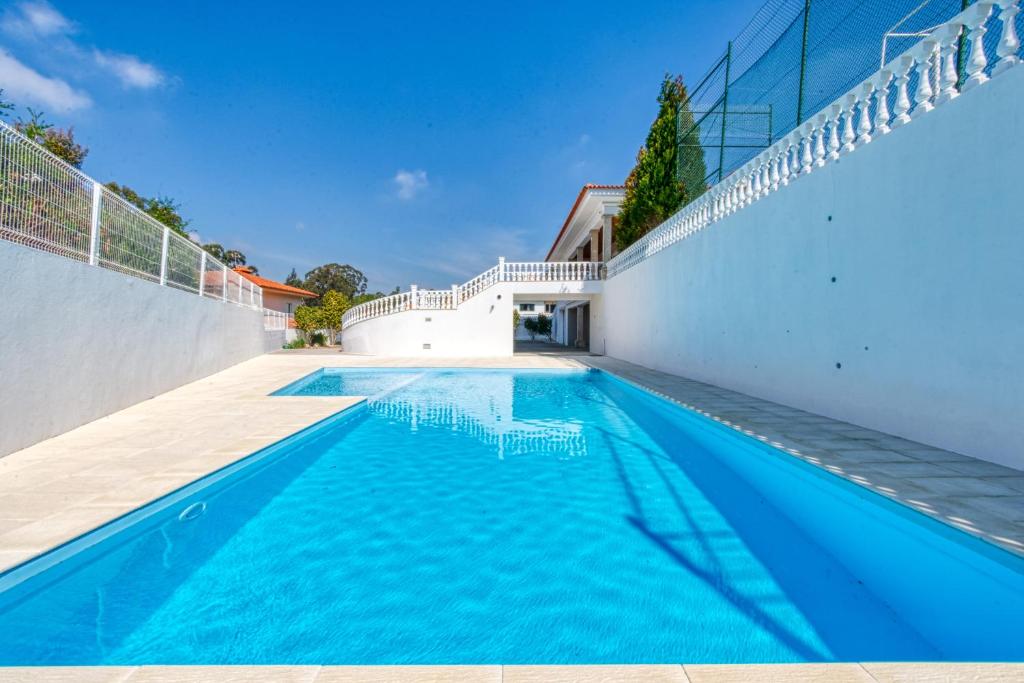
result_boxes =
[0,48,91,111]
[393,169,429,201]
[2,1,73,37]
[93,49,164,89]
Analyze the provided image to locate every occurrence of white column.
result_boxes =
[158,227,170,286]
[602,214,613,261]
[88,181,102,266]
[589,228,600,262]
[498,256,506,282]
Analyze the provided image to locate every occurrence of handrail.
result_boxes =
[342,259,603,327]
[605,0,1021,280]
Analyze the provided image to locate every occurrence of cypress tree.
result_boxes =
[616,75,706,252]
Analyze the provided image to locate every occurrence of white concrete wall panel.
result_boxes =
[0,242,280,457]
[599,67,1024,469]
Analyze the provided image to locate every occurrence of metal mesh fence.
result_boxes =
[677,0,1020,197]
[0,123,94,260]
[0,118,264,310]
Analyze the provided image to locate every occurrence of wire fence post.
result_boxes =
[198,251,207,296]
[718,41,732,183]
[88,181,102,266]
[158,227,170,286]
[796,0,813,125]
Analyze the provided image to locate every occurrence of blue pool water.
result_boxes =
[1,368,1022,664]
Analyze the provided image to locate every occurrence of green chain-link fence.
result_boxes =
[677,0,993,198]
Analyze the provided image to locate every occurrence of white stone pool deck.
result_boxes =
[0,350,1022,681]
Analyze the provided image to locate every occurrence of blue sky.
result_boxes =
[1,0,762,290]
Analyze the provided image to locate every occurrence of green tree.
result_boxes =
[512,309,520,333]
[523,316,538,340]
[615,74,702,252]
[320,290,351,343]
[293,304,323,342]
[202,243,226,261]
[0,89,13,118]
[284,268,303,287]
[105,182,190,237]
[303,263,368,300]
[536,313,552,339]
[14,109,88,168]
[222,250,247,268]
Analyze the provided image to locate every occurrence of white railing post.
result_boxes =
[993,0,1021,75]
[451,284,459,308]
[221,268,227,302]
[198,252,207,296]
[237,275,243,304]
[963,2,995,91]
[410,284,418,309]
[158,227,170,286]
[498,256,506,282]
[88,181,102,266]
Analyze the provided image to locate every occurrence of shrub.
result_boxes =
[535,314,552,339]
[513,309,520,332]
[523,316,538,340]
[309,332,327,346]
[282,338,306,350]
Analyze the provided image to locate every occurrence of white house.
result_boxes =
[544,184,624,350]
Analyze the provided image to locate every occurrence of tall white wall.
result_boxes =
[599,67,1024,470]
[0,242,283,457]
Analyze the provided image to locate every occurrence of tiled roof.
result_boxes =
[546,184,625,261]
[233,267,317,298]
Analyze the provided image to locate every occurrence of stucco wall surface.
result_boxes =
[0,242,280,457]
[599,67,1024,470]
[342,283,515,357]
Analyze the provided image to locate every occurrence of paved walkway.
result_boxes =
[0,663,1022,682]
[0,351,1022,681]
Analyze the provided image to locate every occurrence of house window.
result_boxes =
[545,303,556,313]
[519,304,535,312]
[287,303,292,315]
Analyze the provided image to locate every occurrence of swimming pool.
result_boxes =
[0,368,1021,664]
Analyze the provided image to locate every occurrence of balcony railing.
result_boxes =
[606,0,1022,279]
[342,258,603,327]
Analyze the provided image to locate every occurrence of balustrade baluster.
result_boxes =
[856,81,874,144]
[787,134,801,180]
[892,54,915,127]
[993,0,1021,75]
[963,2,994,91]
[872,69,893,134]
[811,115,826,167]
[912,39,938,117]
[936,24,962,104]
[769,149,781,190]
[840,93,857,153]
[800,123,814,173]
[778,144,791,186]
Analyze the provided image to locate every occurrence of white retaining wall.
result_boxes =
[342,283,515,357]
[0,242,282,457]
[599,66,1024,470]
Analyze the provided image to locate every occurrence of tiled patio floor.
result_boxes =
[0,350,1021,681]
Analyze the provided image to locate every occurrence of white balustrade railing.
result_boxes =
[263,308,287,331]
[342,258,604,328]
[0,119,263,309]
[606,0,1021,279]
